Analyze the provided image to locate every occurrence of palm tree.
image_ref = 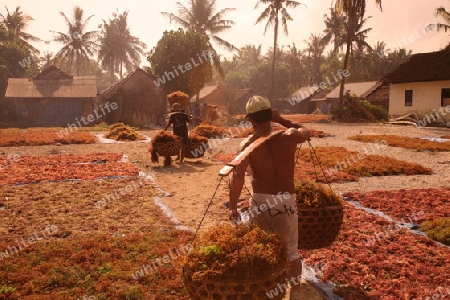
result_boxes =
[428,1,450,33]
[334,0,382,106]
[349,16,373,54]
[51,6,98,76]
[255,0,302,100]
[40,51,54,70]
[304,33,326,84]
[322,8,346,55]
[0,6,40,52]
[161,0,237,77]
[236,44,263,67]
[285,43,305,90]
[0,6,40,42]
[98,10,146,84]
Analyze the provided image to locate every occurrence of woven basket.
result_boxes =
[185,142,207,158]
[297,204,344,250]
[152,140,181,157]
[182,265,287,300]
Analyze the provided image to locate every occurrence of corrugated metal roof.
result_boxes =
[290,86,321,101]
[5,76,97,98]
[189,84,220,102]
[34,65,73,80]
[235,89,254,101]
[98,68,159,99]
[324,81,382,99]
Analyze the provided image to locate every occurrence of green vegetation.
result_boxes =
[331,93,389,122]
[147,28,212,95]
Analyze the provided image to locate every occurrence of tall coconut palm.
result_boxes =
[255,0,302,100]
[51,6,98,76]
[98,10,146,84]
[161,0,237,77]
[0,6,40,43]
[322,8,346,55]
[428,1,450,33]
[334,0,382,106]
[0,6,40,52]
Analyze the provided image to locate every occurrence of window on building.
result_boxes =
[405,90,413,106]
[442,88,450,107]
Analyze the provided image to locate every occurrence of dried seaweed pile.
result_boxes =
[183,223,287,281]
[295,180,343,208]
[106,123,139,141]
[190,124,227,138]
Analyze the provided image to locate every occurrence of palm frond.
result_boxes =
[210,35,238,52]
[160,12,191,28]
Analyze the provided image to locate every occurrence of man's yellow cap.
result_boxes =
[245,96,271,115]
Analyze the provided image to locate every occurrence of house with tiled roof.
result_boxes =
[383,47,450,121]
[312,81,389,112]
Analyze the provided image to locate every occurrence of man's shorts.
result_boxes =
[249,193,299,262]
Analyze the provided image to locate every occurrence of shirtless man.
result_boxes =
[228,95,310,300]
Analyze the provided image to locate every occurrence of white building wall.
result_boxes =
[389,80,450,121]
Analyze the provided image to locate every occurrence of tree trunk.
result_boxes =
[76,53,81,76]
[338,22,353,109]
[270,12,279,101]
[339,39,352,108]
[110,61,115,85]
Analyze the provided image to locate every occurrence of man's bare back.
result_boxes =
[241,132,298,195]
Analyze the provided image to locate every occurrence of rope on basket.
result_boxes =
[191,175,225,243]
[295,140,334,208]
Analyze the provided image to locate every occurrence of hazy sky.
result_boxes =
[3,0,449,64]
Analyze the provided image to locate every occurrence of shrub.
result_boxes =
[331,93,388,122]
